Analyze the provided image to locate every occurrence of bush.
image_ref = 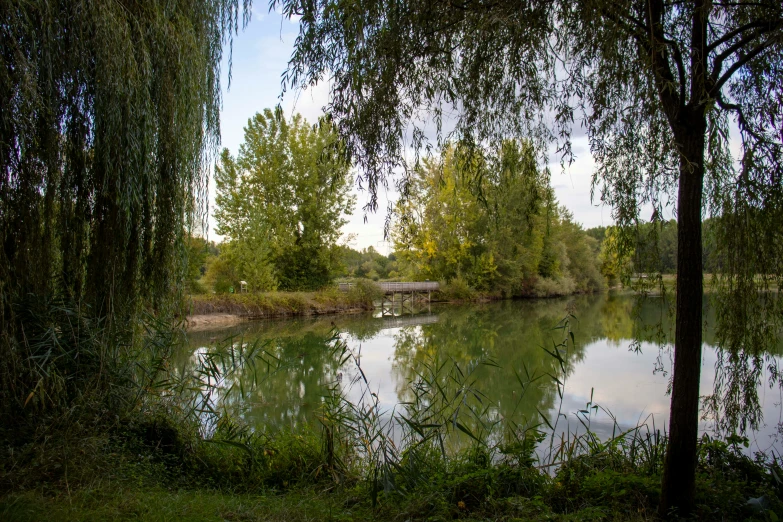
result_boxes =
[532,276,577,297]
[437,277,476,301]
[0,297,141,447]
[190,426,331,491]
[347,279,385,303]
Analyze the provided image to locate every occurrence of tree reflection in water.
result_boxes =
[182,294,783,450]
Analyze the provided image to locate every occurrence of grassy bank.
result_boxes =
[188,281,384,320]
[187,277,595,325]
[2,424,779,521]
[185,282,495,326]
[625,273,781,295]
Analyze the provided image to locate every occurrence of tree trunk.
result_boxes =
[659,119,706,517]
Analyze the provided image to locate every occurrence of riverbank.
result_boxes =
[184,277,603,330]
[185,282,508,329]
[2,427,778,521]
[186,284,382,329]
[185,273,780,332]
[626,273,780,295]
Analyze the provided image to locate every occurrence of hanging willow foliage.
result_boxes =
[0,0,250,321]
[0,0,249,420]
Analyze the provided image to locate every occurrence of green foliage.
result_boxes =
[202,253,240,294]
[334,246,398,281]
[0,299,131,442]
[0,0,243,321]
[213,108,355,292]
[393,141,605,296]
[436,277,478,301]
[346,279,385,303]
[0,0,246,438]
[185,236,216,294]
[597,227,633,288]
[548,431,783,521]
[588,219,732,284]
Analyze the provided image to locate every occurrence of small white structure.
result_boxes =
[240,280,248,293]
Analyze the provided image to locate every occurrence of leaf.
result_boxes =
[455,422,481,443]
[536,407,555,431]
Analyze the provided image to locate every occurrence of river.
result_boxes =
[183,293,783,457]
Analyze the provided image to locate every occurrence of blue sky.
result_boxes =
[215,9,622,253]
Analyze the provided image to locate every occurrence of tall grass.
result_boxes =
[1,298,132,443]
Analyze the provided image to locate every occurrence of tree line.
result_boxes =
[587,218,724,278]
[202,110,735,297]
[391,140,604,296]
[199,113,607,296]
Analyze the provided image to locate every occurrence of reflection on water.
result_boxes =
[183,293,783,454]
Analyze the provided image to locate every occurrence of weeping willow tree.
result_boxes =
[274,0,782,516]
[0,1,248,429]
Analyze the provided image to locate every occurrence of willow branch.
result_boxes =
[647,0,683,123]
[710,21,782,79]
[711,37,777,95]
[706,19,778,53]
[716,93,766,145]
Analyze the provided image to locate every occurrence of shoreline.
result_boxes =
[185,307,374,331]
[184,288,601,331]
[185,288,380,330]
[186,313,246,331]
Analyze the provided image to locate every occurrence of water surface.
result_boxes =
[184,293,783,455]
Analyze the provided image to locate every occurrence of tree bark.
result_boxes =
[659,117,706,517]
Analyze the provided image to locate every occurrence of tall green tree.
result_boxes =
[393,140,603,295]
[275,0,783,515]
[214,108,354,291]
[1,0,245,421]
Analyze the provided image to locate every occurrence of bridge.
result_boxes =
[338,281,440,294]
[338,281,439,316]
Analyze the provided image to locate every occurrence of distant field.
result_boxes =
[627,273,779,293]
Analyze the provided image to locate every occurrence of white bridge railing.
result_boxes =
[338,281,439,293]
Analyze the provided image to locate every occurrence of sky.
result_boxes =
[214,9,622,254]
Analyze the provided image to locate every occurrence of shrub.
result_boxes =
[532,276,577,297]
[348,279,385,304]
[437,277,476,301]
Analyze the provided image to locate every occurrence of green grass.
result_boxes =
[0,481,656,522]
[2,487,368,522]
[2,427,780,521]
[2,463,774,521]
[626,273,780,295]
